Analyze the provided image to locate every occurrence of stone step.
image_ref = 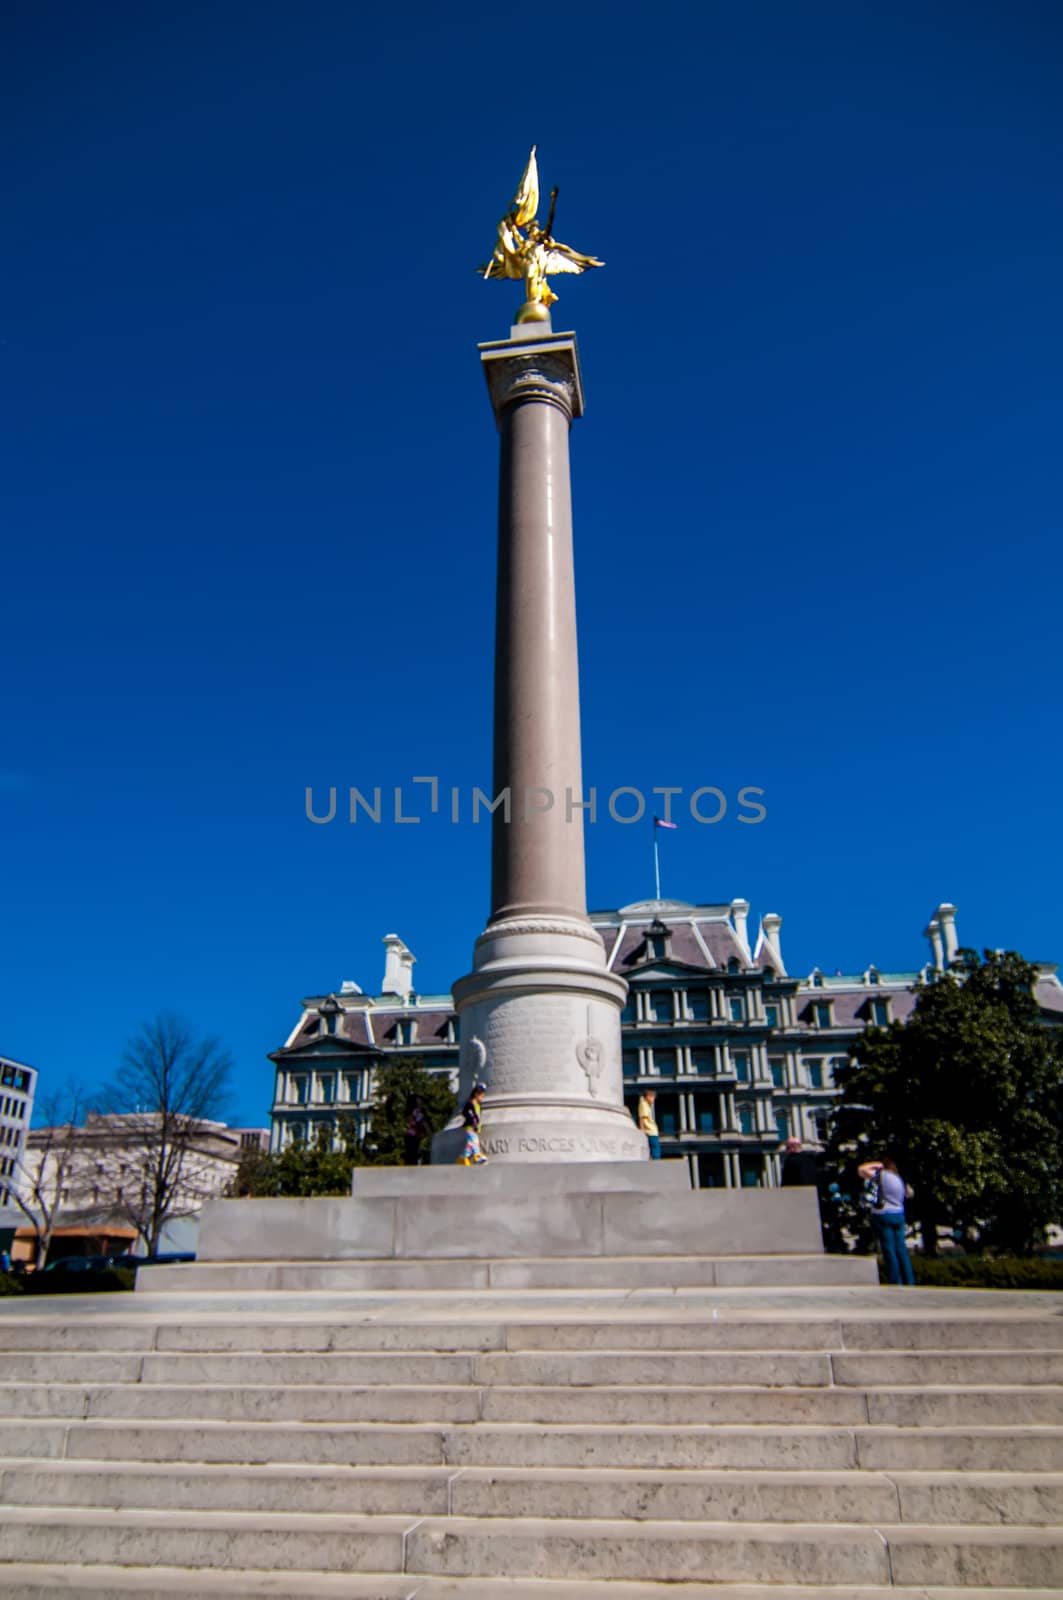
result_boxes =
[503,1315,1063,1353]
[135,1253,879,1293]
[10,1504,1056,1593]
[402,1514,1063,1587]
[11,1377,1058,1427]
[2,1347,1061,1396]
[1,1311,1062,1356]
[0,1383,482,1425]
[833,1351,1063,1386]
[11,1415,1061,1472]
[10,1458,1058,1526]
[0,1507,412,1573]
[11,1507,1054,1587]
[480,1383,1063,1426]
[3,1570,1062,1600]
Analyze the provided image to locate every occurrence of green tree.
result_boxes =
[230,1119,364,1198]
[826,949,1063,1256]
[364,1058,456,1165]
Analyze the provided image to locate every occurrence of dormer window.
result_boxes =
[871,999,890,1027]
[645,917,672,962]
[814,1002,832,1029]
[727,958,741,976]
[867,967,880,985]
[811,970,824,988]
[320,997,341,1036]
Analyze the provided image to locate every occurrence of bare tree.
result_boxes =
[12,1085,86,1269]
[100,1014,234,1254]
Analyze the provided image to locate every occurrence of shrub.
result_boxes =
[23,1266,134,1295]
[910,1255,1063,1291]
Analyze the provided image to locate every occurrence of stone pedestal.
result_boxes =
[433,322,644,1165]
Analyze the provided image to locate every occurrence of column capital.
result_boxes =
[479,331,584,425]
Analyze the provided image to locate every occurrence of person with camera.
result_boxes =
[858,1153,916,1286]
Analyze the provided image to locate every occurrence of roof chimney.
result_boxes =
[381,934,416,1001]
[755,912,787,976]
[936,903,959,964]
[730,898,750,958]
[924,918,944,972]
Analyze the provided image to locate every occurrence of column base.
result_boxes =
[431,915,647,1165]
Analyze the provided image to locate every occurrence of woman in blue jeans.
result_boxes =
[858,1155,916,1286]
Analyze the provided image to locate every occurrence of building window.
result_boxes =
[872,1000,890,1027]
[868,968,879,984]
[621,998,637,1024]
[806,1059,824,1089]
[686,991,709,1021]
[727,959,740,975]
[622,1054,638,1081]
[811,971,823,988]
[775,1110,789,1142]
[319,1075,335,1104]
[652,1050,676,1077]
[691,1050,715,1076]
[695,1095,719,1133]
[769,1059,785,1088]
[737,1102,755,1135]
[728,995,745,1023]
[649,990,674,1023]
[739,1154,762,1187]
[732,1052,751,1083]
[765,1003,779,1028]
[655,1095,678,1136]
[815,1003,832,1029]
[697,1152,725,1188]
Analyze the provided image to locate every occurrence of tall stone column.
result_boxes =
[433,320,645,1164]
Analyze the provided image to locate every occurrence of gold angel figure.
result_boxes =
[479,146,603,320]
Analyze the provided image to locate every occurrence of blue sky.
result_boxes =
[4,1,1060,1124]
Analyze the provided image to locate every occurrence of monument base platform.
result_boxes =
[194,1165,830,1266]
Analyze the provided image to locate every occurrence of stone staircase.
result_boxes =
[0,1260,1061,1597]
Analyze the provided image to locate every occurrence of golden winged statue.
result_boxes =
[479,146,603,321]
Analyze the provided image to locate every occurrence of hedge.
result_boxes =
[910,1255,1063,1291]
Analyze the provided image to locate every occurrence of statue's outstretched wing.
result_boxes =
[540,240,605,276]
[509,147,539,228]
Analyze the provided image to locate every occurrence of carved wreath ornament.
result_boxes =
[576,1036,605,1097]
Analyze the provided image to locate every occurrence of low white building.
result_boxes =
[14,1113,268,1263]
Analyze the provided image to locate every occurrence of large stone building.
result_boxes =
[269,901,1063,1187]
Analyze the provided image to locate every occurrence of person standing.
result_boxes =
[637,1087,661,1160]
[780,1136,821,1188]
[858,1154,916,1286]
[403,1095,430,1166]
[457,1083,488,1165]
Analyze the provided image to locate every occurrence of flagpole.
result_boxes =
[653,831,661,901]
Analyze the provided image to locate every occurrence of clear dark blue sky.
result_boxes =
[4,1,1060,1124]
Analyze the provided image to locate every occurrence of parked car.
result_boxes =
[109,1252,196,1269]
[43,1256,120,1274]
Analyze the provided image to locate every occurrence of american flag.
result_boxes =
[653,816,678,830]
